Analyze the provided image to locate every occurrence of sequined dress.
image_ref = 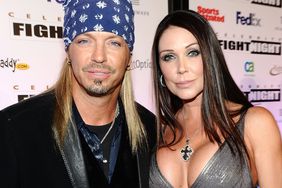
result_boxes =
[149,114,255,188]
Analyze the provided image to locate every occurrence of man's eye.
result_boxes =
[77,39,89,45]
[110,40,121,47]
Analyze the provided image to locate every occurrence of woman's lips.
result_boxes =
[175,80,194,88]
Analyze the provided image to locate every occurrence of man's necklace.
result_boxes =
[100,103,119,144]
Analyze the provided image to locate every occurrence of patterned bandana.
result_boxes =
[63,0,135,51]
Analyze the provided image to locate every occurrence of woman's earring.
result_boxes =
[66,57,71,65]
[160,75,166,87]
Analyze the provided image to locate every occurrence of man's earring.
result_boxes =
[126,64,131,71]
[160,75,166,87]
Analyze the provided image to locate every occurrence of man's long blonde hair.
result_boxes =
[52,58,147,153]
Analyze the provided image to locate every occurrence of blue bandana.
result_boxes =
[63,0,135,51]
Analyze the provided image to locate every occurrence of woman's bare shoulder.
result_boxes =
[245,106,277,127]
[244,105,281,147]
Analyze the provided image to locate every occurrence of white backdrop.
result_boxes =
[0,0,168,113]
[189,0,282,134]
[0,0,65,108]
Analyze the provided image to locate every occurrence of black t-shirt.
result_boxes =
[85,122,117,178]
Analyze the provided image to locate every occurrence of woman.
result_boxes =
[149,10,282,188]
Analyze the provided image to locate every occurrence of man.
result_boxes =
[0,0,156,187]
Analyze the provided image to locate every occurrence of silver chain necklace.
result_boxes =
[180,109,201,161]
[100,103,119,144]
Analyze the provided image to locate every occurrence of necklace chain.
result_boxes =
[100,103,119,144]
[180,108,201,161]
[185,127,201,141]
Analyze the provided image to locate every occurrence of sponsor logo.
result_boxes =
[251,40,281,55]
[219,40,250,51]
[8,12,63,40]
[18,94,35,102]
[13,85,50,91]
[16,63,30,70]
[13,85,50,102]
[244,88,280,102]
[8,12,63,23]
[269,65,282,76]
[197,6,224,22]
[244,61,254,72]
[219,39,281,55]
[134,10,149,16]
[132,0,140,5]
[13,22,63,39]
[251,0,281,8]
[0,58,30,72]
[236,11,261,26]
[129,59,151,70]
[131,0,149,16]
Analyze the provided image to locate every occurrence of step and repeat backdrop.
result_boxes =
[189,0,282,133]
[1,0,281,132]
[0,0,168,113]
[0,0,64,108]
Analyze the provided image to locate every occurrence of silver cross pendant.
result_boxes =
[180,139,193,161]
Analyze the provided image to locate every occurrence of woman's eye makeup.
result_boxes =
[160,53,176,62]
[186,49,200,57]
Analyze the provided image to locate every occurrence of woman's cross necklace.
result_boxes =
[180,109,201,161]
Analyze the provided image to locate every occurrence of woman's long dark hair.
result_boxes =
[151,10,253,161]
